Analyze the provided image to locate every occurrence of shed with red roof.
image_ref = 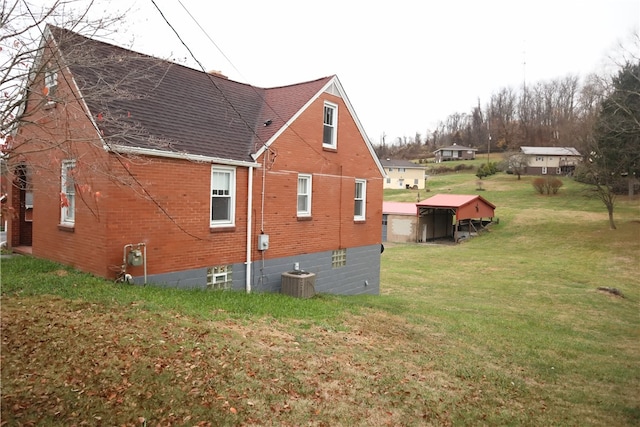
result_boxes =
[416,194,496,242]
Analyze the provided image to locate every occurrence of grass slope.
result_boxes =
[1,173,639,426]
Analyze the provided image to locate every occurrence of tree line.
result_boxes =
[375,44,635,164]
[375,45,639,230]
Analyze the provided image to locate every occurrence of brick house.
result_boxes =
[5,25,384,295]
[433,144,477,162]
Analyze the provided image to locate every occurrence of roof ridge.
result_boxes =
[42,25,335,163]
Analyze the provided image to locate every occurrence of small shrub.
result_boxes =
[476,162,500,179]
[487,162,499,175]
[454,164,473,172]
[532,176,564,195]
[549,177,563,194]
[532,177,546,194]
[431,165,454,175]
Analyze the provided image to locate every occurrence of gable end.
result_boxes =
[324,81,342,98]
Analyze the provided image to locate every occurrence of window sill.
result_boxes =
[322,146,337,153]
[210,226,236,233]
[297,216,312,221]
[354,219,366,224]
[58,224,75,232]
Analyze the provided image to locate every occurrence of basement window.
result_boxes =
[207,265,232,290]
[332,249,346,269]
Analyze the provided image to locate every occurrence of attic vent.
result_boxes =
[207,70,228,79]
[324,81,341,97]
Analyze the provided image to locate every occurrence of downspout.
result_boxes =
[339,165,343,248]
[245,166,254,293]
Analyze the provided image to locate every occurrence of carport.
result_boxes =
[416,194,496,242]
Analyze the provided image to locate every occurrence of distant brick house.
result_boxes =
[433,144,477,162]
[6,25,385,295]
[519,146,582,175]
[379,158,426,189]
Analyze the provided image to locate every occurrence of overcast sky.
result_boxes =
[95,0,638,144]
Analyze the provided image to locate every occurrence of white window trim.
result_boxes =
[354,179,366,221]
[541,167,547,175]
[210,166,236,227]
[322,101,338,149]
[45,69,58,104]
[297,174,312,217]
[60,159,76,226]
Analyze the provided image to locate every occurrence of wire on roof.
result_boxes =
[153,0,331,164]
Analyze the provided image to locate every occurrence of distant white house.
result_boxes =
[379,158,427,189]
[520,146,582,175]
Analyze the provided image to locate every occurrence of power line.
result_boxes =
[150,0,331,163]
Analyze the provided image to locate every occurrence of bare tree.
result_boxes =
[0,1,178,210]
[1,1,127,141]
[505,151,528,180]
[470,99,487,149]
[488,87,517,151]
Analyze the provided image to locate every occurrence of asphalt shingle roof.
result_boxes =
[379,158,425,169]
[520,146,581,156]
[49,26,332,163]
[433,144,477,152]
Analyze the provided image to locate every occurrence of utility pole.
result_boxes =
[487,118,491,163]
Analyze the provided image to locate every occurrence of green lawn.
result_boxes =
[2,172,639,426]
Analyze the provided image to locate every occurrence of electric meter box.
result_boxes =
[258,234,269,251]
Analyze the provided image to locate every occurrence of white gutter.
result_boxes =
[109,144,261,168]
[246,166,254,293]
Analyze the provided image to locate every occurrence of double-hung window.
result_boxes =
[60,160,76,225]
[211,167,235,227]
[354,179,366,221]
[297,174,312,217]
[44,68,58,103]
[323,102,337,148]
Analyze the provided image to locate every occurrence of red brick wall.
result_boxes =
[252,92,383,260]
[101,157,249,278]
[11,62,382,281]
[17,146,252,279]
